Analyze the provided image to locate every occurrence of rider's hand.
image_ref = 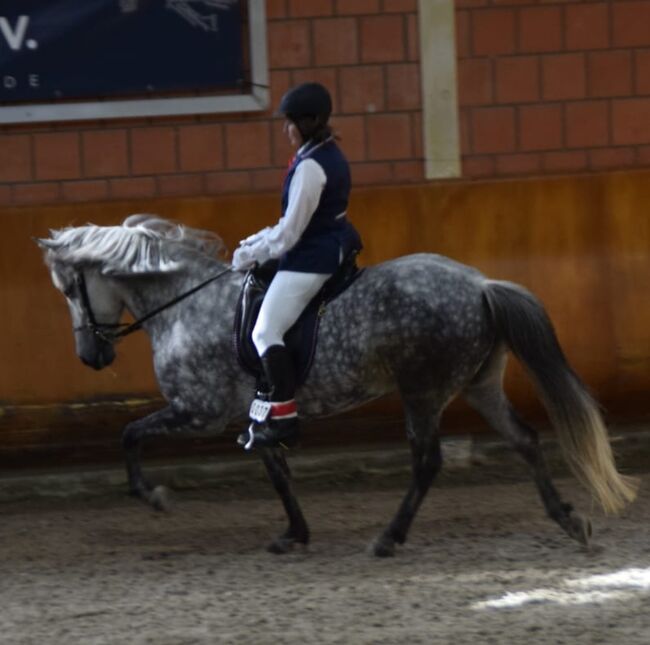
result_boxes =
[232,246,257,271]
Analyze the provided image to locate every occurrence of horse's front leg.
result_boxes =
[122,405,200,510]
[259,448,310,553]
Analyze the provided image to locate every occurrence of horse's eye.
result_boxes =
[63,285,75,298]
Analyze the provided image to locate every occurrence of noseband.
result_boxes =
[73,267,233,343]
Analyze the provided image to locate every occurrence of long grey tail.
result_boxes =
[483,279,638,514]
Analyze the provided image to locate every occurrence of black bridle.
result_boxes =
[73,266,233,343]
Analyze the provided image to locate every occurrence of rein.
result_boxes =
[75,266,233,343]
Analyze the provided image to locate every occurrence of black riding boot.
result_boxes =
[241,344,300,449]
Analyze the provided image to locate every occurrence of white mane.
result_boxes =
[42,215,226,275]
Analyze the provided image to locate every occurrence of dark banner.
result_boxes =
[0,0,243,103]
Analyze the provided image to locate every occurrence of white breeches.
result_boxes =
[252,270,331,356]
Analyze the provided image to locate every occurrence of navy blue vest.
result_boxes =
[279,139,361,273]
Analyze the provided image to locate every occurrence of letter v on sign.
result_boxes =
[0,16,30,51]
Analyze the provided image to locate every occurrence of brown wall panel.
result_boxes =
[0,170,648,463]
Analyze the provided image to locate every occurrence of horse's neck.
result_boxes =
[118,261,238,333]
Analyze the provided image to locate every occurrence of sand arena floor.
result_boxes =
[0,453,648,644]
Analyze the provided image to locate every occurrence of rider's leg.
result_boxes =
[247,270,330,448]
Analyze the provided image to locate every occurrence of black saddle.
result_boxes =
[233,252,363,388]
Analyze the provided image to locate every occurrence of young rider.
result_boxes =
[231,82,362,449]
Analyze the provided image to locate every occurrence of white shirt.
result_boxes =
[233,154,327,269]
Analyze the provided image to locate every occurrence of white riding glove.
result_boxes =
[231,245,257,271]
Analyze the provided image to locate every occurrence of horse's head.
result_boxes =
[37,239,124,370]
[37,216,227,371]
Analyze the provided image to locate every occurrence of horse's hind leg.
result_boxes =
[372,396,443,557]
[259,448,309,554]
[463,348,592,546]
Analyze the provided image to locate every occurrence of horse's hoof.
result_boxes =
[267,537,296,554]
[567,514,592,546]
[149,486,170,512]
[371,535,396,558]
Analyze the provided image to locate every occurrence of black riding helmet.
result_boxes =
[278,82,333,143]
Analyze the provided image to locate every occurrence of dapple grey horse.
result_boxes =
[38,216,637,556]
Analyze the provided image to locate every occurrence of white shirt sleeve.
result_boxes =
[240,158,327,264]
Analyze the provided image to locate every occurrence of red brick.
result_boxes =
[457,1,489,9]
[519,105,563,151]
[636,50,650,94]
[13,182,61,205]
[589,147,636,170]
[518,7,562,53]
[412,112,422,160]
[542,54,586,101]
[383,0,417,11]
[386,63,421,110]
[496,153,541,175]
[331,115,366,162]
[351,162,393,185]
[588,51,633,98]
[271,120,295,167]
[157,174,204,197]
[462,156,496,178]
[266,0,287,19]
[565,2,609,50]
[406,13,419,61]
[82,130,128,177]
[269,70,292,115]
[178,125,224,172]
[0,135,31,182]
[34,132,80,180]
[360,15,405,63]
[291,68,339,112]
[0,186,11,205]
[566,101,609,148]
[288,0,332,16]
[637,145,650,165]
[472,9,516,56]
[459,109,471,155]
[495,56,539,104]
[392,160,424,182]
[251,168,286,191]
[455,11,470,59]
[205,171,252,195]
[472,107,516,154]
[62,180,109,202]
[109,177,156,199]
[335,0,379,15]
[225,122,271,169]
[313,18,358,66]
[612,99,650,145]
[268,21,311,68]
[131,128,176,175]
[457,59,492,107]
[340,66,385,114]
[366,114,412,160]
[543,151,588,173]
[613,2,650,47]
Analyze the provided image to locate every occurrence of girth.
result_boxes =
[233,251,363,388]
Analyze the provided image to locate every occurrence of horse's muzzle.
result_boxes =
[78,338,116,370]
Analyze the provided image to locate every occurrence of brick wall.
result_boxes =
[0,0,421,206]
[2,0,650,206]
[458,0,650,177]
